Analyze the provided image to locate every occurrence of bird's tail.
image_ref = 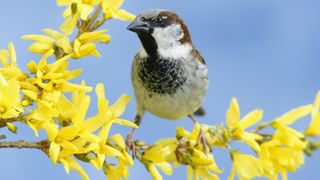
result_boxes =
[194,107,206,116]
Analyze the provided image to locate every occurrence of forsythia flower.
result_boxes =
[142,139,176,180]
[304,91,320,136]
[103,133,134,179]
[0,43,27,80]
[58,0,102,21]
[59,156,90,180]
[23,29,73,55]
[228,152,265,180]
[0,74,23,119]
[226,98,263,152]
[271,105,312,149]
[259,140,305,180]
[26,83,136,179]
[102,0,136,20]
[73,29,110,58]
[255,105,312,179]
[44,122,79,164]
[58,0,102,34]
[26,49,91,94]
[87,84,137,169]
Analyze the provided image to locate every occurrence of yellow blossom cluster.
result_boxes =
[23,0,135,59]
[135,93,320,180]
[0,0,137,179]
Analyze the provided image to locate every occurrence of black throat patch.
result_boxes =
[137,57,187,94]
[137,32,158,58]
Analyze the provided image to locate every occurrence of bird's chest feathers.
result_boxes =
[137,57,187,94]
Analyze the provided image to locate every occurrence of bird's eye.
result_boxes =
[156,16,164,24]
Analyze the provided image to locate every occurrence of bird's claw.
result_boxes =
[126,135,137,159]
[196,129,212,154]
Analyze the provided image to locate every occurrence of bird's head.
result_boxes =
[127,9,192,58]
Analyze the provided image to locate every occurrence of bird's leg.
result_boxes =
[188,114,212,153]
[126,114,142,159]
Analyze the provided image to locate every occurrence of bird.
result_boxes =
[126,9,209,156]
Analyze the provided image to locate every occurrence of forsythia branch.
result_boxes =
[0,140,47,151]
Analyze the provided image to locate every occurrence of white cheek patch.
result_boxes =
[152,24,192,60]
[152,24,184,49]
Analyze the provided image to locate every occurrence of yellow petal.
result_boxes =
[28,42,53,54]
[27,60,37,74]
[78,29,108,41]
[187,166,194,180]
[49,142,61,164]
[312,91,320,118]
[226,98,240,129]
[83,112,112,133]
[240,109,263,129]
[109,94,131,117]
[61,157,90,180]
[8,42,16,64]
[242,132,262,152]
[78,43,97,57]
[56,36,73,53]
[147,163,163,180]
[22,35,54,43]
[47,54,71,72]
[59,126,79,140]
[114,119,138,128]
[281,170,288,180]
[79,4,94,20]
[73,39,81,57]
[79,133,100,143]
[42,29,64,39]
[143,145,165,162]
[71,95,90,125]
[232,153,264,180]
[0,49,9,67]
[57,81,93,92]
[155,162,172,175]
[60,140,78,152]
[305,114,320,136]
[56,0,73,6]
[109,133,125,149]
[60,13,79,35]
[6,122,17,133]
[98,123,112,143]
[113,9,136,21]
[64,69,82,80]
[95,83,106,100]
[22,90,38,100]
[102,145,124,158]
[190,157,214,166]
[277,105,312,125]
[106,0,123,10]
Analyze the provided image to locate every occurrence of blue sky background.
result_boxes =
[0,0,320,179]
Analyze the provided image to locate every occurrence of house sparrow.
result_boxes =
[126,9,209,155]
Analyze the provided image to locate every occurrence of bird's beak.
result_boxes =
[127,19,153,34]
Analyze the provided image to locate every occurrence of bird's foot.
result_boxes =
[125,134,137,159]
[196,128,212,154]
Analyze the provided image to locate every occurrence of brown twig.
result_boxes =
[0,140,42,149]
[82,4,102,32]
